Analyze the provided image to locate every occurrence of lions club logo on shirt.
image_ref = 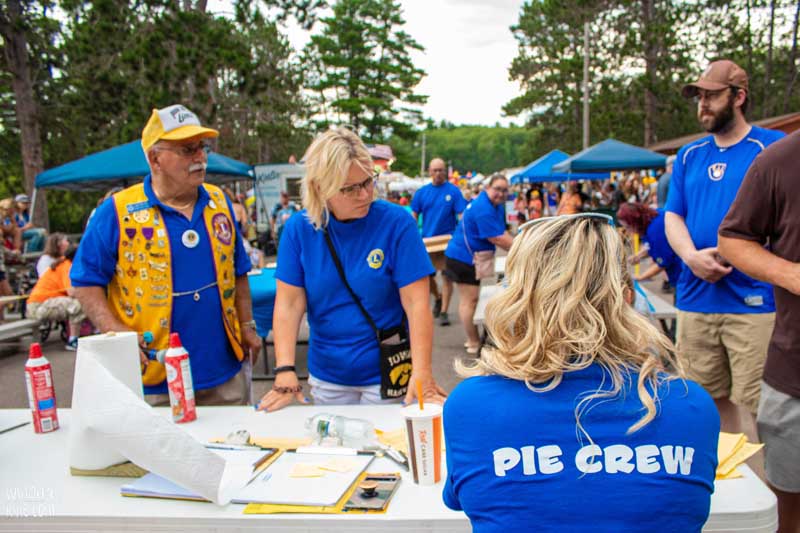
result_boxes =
[445,194,452,202]
[707,163,727,182]
[367,248,384,269]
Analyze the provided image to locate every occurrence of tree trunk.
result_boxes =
[763,0,776,118]
[641,0,658,146]
[783,0,800,113]
[0,0,48,229]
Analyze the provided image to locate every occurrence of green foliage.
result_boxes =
[505,0,800,151]
[305,0,427,141]
[390,125,536,177]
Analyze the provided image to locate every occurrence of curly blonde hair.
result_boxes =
[458,215,682,435]
[301,128,375,230]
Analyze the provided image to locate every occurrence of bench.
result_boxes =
[0,319,38,343]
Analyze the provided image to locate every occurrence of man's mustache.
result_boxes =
[189,163,207,173]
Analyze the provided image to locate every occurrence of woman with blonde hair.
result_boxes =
[442,213,719,532]
[257,128,445,410]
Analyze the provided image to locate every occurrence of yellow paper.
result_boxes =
[319,457,357,473]
[718,441,764,477]
[289,463,326,478]
[716,467,743,480]
[250,436,313,449]
[376,428,408,454]
[717,432,746,464]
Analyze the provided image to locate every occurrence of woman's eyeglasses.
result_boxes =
[339,173,378,199]
[517,212,615,234]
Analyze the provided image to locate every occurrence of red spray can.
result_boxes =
[24,343,59,433]
[164,332,196,423]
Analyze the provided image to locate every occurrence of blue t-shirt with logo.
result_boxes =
[445,191,506,265]
[411,182,467,238]
[71,176,251,394]
[443,366,719,533]
[276,200,434,386]
[665,126,784,313]
[645,209,682,286]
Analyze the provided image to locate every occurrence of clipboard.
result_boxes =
[233,450,374,506]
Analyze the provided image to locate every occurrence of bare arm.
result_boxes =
[488,233,514,251]
[234,275,261,365]
[74,286,131,332]
[718,236,800,295]
[664,211,731,283]
[73,286,147,365]
[256,280,308,411]
[412,211,419,222]
[634,262,664,282]
[400,276,446,405]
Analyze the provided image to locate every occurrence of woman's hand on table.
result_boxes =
[255,371,308,412]
[404,373,447,406]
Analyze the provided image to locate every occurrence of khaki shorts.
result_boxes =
[676,311,774,414]
[146,361,252,407]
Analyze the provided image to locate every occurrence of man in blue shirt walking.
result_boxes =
[411,158,467,326]
[665,60,784,434]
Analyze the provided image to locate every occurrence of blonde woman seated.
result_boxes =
[443,214,719,533]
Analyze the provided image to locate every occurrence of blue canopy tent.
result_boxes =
[510,149,610,184]
[551,139,666,173]
[35,140,253,192]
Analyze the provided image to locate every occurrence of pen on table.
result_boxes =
[0,422,30,436]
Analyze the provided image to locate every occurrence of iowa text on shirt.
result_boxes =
[493,444,695,476]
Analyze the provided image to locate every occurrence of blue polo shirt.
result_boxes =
[665,126,784,313]
[443,367,719,533]
[445,191,505,265]
[276,200,433,386]
[645,209,682,286]
[71,176,251,394]
[411,182,467,238]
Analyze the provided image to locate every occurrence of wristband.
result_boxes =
[273,365,296,375]
[241,320,257,330]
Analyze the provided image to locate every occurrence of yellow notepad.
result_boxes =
[716,432,763,480]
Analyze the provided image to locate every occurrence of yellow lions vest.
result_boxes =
[109,183,244,362]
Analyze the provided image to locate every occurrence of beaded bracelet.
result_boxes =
[272,385,302,394]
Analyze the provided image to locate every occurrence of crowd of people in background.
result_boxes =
[1,57,798,532]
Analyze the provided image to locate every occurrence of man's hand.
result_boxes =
[242,327,261,366]
[686,247,733,283]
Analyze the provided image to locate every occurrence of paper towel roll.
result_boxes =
[68,332,250,504]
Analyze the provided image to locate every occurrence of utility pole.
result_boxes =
[420,133,426,177]
[582,21,590,150]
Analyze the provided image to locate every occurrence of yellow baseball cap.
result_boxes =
[141,104,219,152]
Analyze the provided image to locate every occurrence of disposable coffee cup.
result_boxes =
[402,403,443,485]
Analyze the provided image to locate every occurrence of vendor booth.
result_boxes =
[511,150,610,184]
[552,138,667,173]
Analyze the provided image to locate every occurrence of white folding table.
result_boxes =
[0,405,776,532]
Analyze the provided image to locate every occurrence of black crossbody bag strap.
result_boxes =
[323,228,381,340]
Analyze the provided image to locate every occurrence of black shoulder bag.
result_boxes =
[323,229,412,399]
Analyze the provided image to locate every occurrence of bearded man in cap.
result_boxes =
[664,60,785,435]
[72,104,261,405]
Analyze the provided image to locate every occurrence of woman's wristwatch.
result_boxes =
[240,319,257,331]
[273,365,296,375]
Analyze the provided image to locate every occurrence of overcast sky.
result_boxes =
[209,0,526,127]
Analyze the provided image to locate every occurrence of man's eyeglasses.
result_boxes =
[339,174,377,198]
[517,212,615,234]
[156,141,211,158]
[490,185,509,194]
[691,87,734,104]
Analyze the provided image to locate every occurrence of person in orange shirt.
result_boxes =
[27,245,86,350]
[556,183,583,215]
[527,190,543,220]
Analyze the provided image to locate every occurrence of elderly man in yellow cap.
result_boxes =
[72,104,261,405]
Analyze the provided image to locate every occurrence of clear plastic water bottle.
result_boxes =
[305,413,377,448]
